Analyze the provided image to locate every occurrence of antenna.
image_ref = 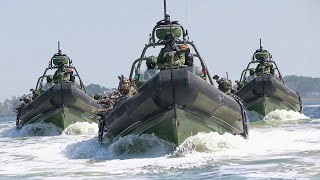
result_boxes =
[164,0,167,18]
[58,41,61,54]
[226,72,229,79]
[163,0,170,22]
[259,38,263,50]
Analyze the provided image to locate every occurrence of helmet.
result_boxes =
[146,56,157,69]
[249,68,255,75]
[23,96,31,103]
[185,53,193,66]
[118,81,130,95]
[47,75,53,83]
[93,93,101,100]
[118,75,131,95]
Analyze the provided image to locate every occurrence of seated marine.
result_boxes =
[43,75,54,90]
[142,56,160,82]
[53,67,73,82]
[117,75,136,97]
[95,75,137,115]
[217,78,233,95]
[255,61,266,75]
[246,68,256,82]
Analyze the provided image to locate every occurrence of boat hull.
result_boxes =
[236,75,302,118]
[101,68,248,145]
[18,82,101,130]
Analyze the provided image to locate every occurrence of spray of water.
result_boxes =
[0,121,101,137]
[63,122,98,135]
[63,134,176,160]
[263,110,309,121]
[0,122,61,137]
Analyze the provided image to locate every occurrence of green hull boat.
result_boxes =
[113,106,244,145]
[235,40,302,120]
[24,105,96,130]
[99,69,249,146]
[245,95,301,117]
[98,2,249,145]
[16,46,101,130]
[17,82,101,130]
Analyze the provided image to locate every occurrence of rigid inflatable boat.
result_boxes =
[97,2,249,145]
[16,45,101,130]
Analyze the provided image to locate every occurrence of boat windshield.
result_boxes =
[240,61,282,83]
[140,69,160,82]
[36,67,84,92]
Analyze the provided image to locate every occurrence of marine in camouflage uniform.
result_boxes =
[157,33,187,70]
[254,49,272,76]
[53,67,73,82]
[216,78,233,95]
[94,75,136,116]
[15,95,32,126]
[157,48,182,69]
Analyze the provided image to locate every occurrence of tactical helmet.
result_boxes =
[185,53,193,66]
[146,56,157,69]
[118,75,131,95]
[93,93,101,100]
[23,96,31,103]
[249,68,255,75]
[118,81,130,95]
[217,78,232,93]
[47,75,53,83]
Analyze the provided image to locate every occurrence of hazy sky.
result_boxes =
[0,0,319,101]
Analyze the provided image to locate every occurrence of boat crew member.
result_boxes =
[96,75,137,116]
[157,33,186,69]
[53,67,73,82]
[217,77,233,95]
[246,68,256,82]
[142,56,159,81]
[117,75,136,97]
[43,75,54,90]
[255,61,265,75]
[31,90,40,100]
[267,62,275,75]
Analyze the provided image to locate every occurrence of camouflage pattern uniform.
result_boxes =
[53,67,72,82]
[217,78,233,95]
[157,44,186,70]
[94,75,136,116]
[15,95,32,125]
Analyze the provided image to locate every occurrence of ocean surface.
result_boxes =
[0,102,320,179]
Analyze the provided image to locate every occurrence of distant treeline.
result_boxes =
[0,84,114,116]
[85,84,116,96]
[284,75,320,98]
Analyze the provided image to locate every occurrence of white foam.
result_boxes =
[63,134,175,160]
[263,109,309,121]
[63,122,98,135]
[1,112,320,178]
[0,122,61,137]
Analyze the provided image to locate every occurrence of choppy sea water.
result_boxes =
[0,103,320,179]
